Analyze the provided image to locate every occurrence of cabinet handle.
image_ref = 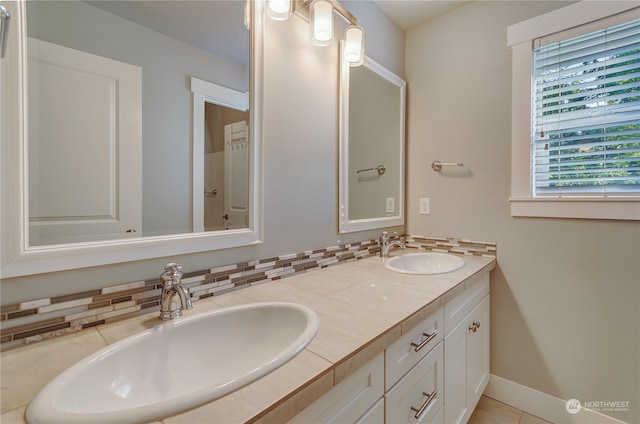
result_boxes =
[410,390,437,419]
[469,321,481,333]
[0,5,10,59]
[410,330,437,352]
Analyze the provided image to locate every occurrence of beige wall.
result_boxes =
[405,2,639,422]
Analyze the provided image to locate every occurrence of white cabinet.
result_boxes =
[356,398,384,424]
[444,275,490,424]
[290,270,490,424]
[288,352,384,424]
[385,342,444,424]
[386,307,443,391]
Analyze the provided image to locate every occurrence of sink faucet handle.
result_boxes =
[161,263,183,286]
[164,262,182,273]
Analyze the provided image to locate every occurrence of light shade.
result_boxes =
[310,0,333,47]
[344,25,364,66]
[266,0,291,21]
[244,0,251,29]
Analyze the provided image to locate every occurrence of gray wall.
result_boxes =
[405,2,639,422]
[27,1,248,237]
[1,3,405,302]
[348,64,402,220]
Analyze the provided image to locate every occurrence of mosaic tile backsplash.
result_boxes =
[0,235,496,351]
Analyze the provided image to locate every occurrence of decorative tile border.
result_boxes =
[0,235,497,351]
[405,234,497,257]
[0,240,380,351]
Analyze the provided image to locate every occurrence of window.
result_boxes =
[508,2,640,220]
[533,18,640,197]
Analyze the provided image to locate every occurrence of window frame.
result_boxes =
[508,1,640,220]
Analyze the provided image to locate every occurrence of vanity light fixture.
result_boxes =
[343,25,364,66]
[266,0,292,21]
[267,0,365,66]
[310,0,333,46]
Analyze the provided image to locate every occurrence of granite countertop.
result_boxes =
[0,252,495,424]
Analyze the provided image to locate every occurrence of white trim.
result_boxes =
[0,0,265,278]
[510,198,640,221]
[338,50,406,233]
[190,76,249,112]
[485,374,629,424]
[507,1,639,47]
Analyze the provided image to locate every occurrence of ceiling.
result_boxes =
[373,0,473,30]
[86,1,248,66]
[83,0,473,66]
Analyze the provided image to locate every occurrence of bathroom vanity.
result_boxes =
[289,261,490,424]
[0,252,494,423]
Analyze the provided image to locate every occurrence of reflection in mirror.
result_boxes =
[205,103,250,231]
[190,77,249,233]
[25,0,249,245]
[0,0,264,277]
[339,53,406,233]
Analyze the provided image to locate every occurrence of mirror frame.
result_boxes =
[0,0,264,277]
[338,51,406,233]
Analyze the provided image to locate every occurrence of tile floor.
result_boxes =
[469,396,553,424]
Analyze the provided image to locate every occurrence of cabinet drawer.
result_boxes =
[385,341,443,424]
[385,306,443,391]
[355,397,384,424]
[444,273,489,334]
[288,352,384,424]
[430,406,444,424]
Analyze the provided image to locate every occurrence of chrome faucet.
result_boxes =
[379,231,406,258]
[159,263,193,320]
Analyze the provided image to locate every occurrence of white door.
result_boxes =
[27,38,142,245]
[223,121,249,229]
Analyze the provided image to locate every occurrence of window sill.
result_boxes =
[509,197,640,221]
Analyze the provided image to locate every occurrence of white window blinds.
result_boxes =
[532,14,640,197]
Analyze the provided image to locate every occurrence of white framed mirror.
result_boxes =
[0,0,264,277]
[339,51,406,233]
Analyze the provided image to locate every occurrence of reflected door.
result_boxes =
[224,121,249,229]
[27,38,142,245]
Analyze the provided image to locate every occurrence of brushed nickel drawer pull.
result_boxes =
[0,5,10,59]
[410,390,437,419]
[410,330,437,352]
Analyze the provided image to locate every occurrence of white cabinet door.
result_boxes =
[444,294,490,424]
[444,311,468,424]
[444,273,489,334]
[386,342,443,424]
[466,295,490,409]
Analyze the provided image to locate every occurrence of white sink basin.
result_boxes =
[385,252,465,275]
[26,302,319,424]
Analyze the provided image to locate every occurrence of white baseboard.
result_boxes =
[484,374,628,424]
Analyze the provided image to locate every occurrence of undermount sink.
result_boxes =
[26,302,319,424]
[385,252,465,275]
